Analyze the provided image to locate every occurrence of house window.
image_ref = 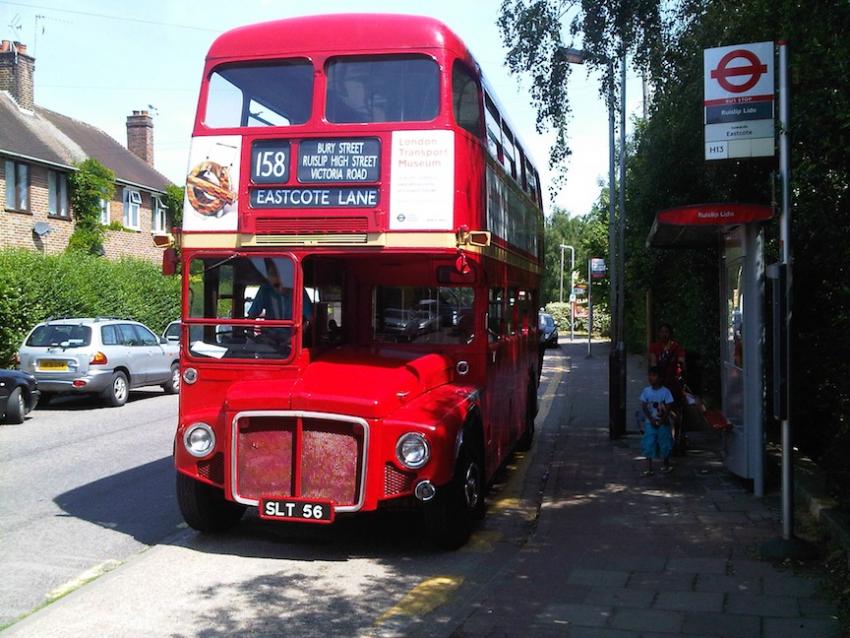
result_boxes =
[48,170,70,218]
[152,196,166,233]
[4,160,29,211]
[99,198,110,225]
[123,188,141,229]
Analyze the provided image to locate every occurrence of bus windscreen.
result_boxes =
[326,55,439,123]
[204,60,313,128]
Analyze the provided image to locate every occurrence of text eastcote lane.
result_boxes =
[253,188,378,207]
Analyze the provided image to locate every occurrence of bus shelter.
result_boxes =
[647,203,773,496]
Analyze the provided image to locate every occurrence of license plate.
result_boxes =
[37,360,68,371]
[258,497,335,524]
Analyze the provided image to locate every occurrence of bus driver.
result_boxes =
[247,260,313,347]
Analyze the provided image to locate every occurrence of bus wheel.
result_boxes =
[517,381,537,451]
[176,472,245,533]
[424,444,484,550]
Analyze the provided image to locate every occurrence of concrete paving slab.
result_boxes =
[654,590,724,613]
[584,587,655,609]
[762,616,841,638]
[681,611,762,638]
[609,607,684,633]
[725,592,800,617]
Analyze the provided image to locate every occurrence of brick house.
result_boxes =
[0,40,172,262]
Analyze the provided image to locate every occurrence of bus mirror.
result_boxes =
[467,231,490,247]
[162,247,178,276]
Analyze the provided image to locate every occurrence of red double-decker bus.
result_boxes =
[174,14,544,548]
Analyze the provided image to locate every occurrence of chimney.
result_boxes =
[126,109,154,166]
[0,40,36,110]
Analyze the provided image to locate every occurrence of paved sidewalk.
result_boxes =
[452,341,840,638]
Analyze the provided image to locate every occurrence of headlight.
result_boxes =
[396,433,430,469]
[183,367,198,384]
[183,422,215,458]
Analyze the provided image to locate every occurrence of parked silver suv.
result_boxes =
[18,318,180,407]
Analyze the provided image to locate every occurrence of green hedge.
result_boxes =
[0,249,180,366]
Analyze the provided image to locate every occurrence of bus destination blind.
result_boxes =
[250,187,379,208]
[298,138,380,183]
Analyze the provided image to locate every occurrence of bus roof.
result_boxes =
[207,14,474,61]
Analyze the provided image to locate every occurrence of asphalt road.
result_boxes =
[0,387,181,628]
[0,350,568,637]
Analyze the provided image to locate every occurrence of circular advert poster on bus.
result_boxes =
[183,135,241,231]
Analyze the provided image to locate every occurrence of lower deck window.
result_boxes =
[373,286,474,345]
[187,255,300,360]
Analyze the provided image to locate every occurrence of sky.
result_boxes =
[0,0,645,217]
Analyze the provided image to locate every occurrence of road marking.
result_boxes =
[489,355,565,516]
[373,354,567,630]
[375,575,464,625]
[461,529,502,553]
[45,559,122,603]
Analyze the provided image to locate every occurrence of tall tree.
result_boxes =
[498,0,663,193]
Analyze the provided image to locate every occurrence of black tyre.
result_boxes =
[5,387,25,424]
[162,363,180,395]
[423,444,485,550]
[517,381,537,451]
[176,472,246,533]
[102,371,129,407]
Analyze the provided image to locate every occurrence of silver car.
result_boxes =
[18,318,180,407]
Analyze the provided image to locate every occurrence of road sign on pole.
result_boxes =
[704,41,774,160]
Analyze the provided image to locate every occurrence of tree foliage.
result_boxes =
[0,249,180,366]
[67,158,115,255]
[498,0,663,192]
[540,204,608,306]
[162,183,185,230]
[503,0,850,489]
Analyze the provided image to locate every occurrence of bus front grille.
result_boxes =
[232,412,367,510]
[256,217,369,234]
[252,233,369,246]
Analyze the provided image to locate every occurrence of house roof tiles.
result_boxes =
[0,92,169,192]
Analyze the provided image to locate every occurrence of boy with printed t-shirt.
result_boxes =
[640,366,675,476]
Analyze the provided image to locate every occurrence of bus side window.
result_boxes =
[518,289,530,334]
[488,287,504,342]
[507,287,518,335]
[452,61,482,136]
[518,148,528,191]
[484,92,502,161]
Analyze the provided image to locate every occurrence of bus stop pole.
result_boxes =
[778,39,793,544]
[587,259,592,358]
[761,40,815,560]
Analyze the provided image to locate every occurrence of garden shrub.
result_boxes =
[0,249,180,366]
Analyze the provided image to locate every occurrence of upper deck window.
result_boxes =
[452,62,482,135]
[204,60,313,128]
[326,55,439,123]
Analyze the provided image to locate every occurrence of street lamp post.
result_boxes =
[560,244,575,339]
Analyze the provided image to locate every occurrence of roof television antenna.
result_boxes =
[34,14,46,56]
[8,14,23,37]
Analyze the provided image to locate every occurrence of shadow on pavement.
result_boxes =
[53,455,459,561]
[54,456,182,545]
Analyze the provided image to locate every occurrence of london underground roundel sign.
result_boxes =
[704,41,775,160]
[704,41,773,104]
[710,49,768,94]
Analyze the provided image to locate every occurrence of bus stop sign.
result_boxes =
[704,41,775,160]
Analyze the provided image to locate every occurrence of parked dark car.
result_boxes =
[1,369,40,424]
[539,312,559,348]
